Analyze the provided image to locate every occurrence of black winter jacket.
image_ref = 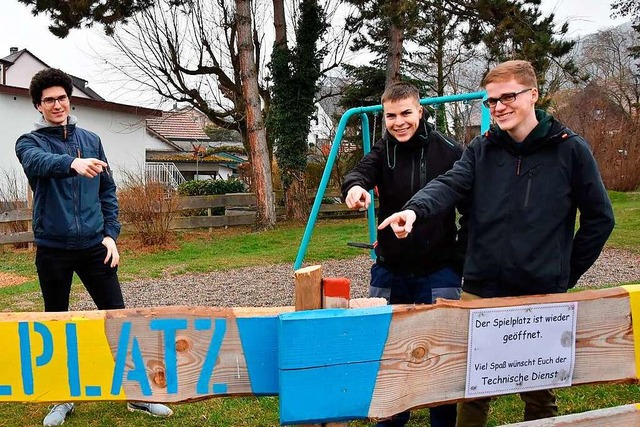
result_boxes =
[404,111,615,297]
[342,117,467,275]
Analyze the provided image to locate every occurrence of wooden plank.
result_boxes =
[0,209,31,223]
[278,287,637,424]
[0,231,34,245]
[0,284,638,427]
[322,277,351,427]
[503,403,640,426]
[177,193,256,210]
[171,213,254,229]
[0,306,291,403]
[319,204,355,213]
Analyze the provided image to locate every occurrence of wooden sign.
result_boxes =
[0,307,291,402]
[0,285,638,426]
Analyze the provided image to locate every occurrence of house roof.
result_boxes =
[0,84,161,117]
[146,151,241,165]
[147,109,212,142]
[1,49,24,64]
[0,48,104,100]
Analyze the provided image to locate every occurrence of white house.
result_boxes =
[146,107,241,181]
[0,48,168,195]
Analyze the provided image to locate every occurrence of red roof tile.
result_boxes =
[147,110,211,140]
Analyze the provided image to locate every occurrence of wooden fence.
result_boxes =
[0,189,365,246]
[0,264,638,426]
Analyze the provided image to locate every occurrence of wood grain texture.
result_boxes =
[367,288,635,419]
[503,403,640,426]
[295,265,323,311]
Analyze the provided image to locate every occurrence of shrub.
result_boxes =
[118,171,180,246]
[178,179,247,215]
[177,179,246,196]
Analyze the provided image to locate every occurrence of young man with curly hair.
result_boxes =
[16,68,173,426]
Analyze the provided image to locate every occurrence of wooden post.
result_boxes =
[294,266,349,427]
[294,265,323,311]
[26,187,33,252]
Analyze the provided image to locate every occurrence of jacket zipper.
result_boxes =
[410,154,415,194]
[516,156,522,176]
[524,171,533,208]
[419,147,427,188]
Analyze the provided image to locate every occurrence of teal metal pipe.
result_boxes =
[293,91,489,270]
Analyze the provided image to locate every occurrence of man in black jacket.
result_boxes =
[379,61,615,426]
[342,82,467,427]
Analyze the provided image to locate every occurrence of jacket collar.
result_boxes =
[34,115,78,141]
[485,110,569,154]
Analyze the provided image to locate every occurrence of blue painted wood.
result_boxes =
[237,316,280,395]
[278,306,393,424]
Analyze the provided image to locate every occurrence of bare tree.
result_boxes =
[104,0,270,144]
[236,0,276,229]
[579,27,640,119]
[96,0,276,227]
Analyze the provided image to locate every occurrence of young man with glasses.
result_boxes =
[15,68,173,426]
[378,60,614,426]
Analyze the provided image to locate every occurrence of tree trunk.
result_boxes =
[236,0,276,229]
[273,0,286,47]
[385,23,404,87]
[284,170,310,220]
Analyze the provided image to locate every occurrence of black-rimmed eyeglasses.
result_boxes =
[482,88,532,108]
[40,95,69,107]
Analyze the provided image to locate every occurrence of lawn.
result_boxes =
[0,191,637,426]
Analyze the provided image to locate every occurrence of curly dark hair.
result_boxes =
[29,68,73,107]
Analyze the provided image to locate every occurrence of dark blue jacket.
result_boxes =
[15,121,120,250]
[342,117,468,276]
[404,111,615,297]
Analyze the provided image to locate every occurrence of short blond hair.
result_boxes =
[381,82,420,104]
[481,60,538,88]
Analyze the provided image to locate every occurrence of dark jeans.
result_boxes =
[36,244,125,312]
[456,389,557,427]
[370,264,461,427]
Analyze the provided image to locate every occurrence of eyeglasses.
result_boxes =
[40,95,69,107]
[482,88,532,108]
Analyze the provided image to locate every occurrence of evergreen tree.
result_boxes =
[17,0,164,37]
[268,0,327,220]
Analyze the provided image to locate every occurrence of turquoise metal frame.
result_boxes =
[294,91,491,270]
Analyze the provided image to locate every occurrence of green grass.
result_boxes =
[607,191,640,252]
[0,193,638,426]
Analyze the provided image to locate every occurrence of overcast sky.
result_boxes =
[0,0,631,107]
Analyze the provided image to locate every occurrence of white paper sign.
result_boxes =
[465,302,577,398]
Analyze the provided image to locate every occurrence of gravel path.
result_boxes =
[72,248,640,310]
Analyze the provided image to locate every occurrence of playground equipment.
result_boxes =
[294,91,491,270]
[1,266,639,426]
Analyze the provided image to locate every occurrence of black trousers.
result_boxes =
[35,244,125,312]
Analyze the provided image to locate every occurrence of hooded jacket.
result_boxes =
[404,110,615,297]
[342,115,467,275]
[15,116,120,250]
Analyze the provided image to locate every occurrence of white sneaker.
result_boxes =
[127,402,173,417]
[43,403,74,426]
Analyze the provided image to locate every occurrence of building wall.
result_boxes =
[0,92,156,197]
